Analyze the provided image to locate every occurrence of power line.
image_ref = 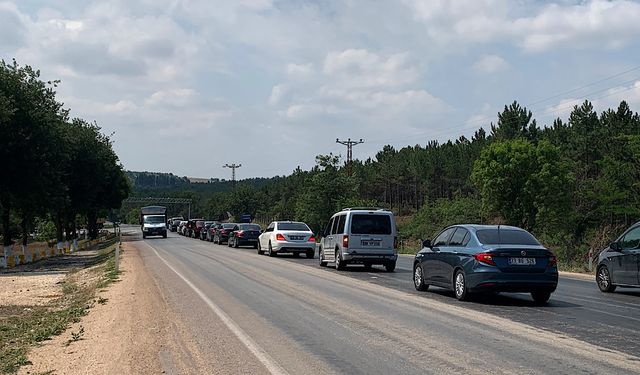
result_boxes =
[223,163,242,186]
[336,138,364,176]
[367,72,640,146]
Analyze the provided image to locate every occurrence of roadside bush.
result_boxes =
[399,196,482,240]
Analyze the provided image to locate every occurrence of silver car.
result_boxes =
[257,221,315,258]
[318,208,398,272]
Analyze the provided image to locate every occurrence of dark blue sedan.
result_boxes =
[413,225,558,304]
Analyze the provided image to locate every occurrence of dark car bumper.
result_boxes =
[237,238,258,245]
[467,270,558,293]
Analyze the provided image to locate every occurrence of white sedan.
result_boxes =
[257,221,316,258]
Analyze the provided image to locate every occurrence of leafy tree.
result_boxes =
[471,139,574,232]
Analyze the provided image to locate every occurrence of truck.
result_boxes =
[140,206,168,239]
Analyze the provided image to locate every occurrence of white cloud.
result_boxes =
[473,55,508,74]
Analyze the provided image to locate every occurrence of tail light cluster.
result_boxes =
[236,230,244,238]
[548,254,557,268]
[342,235,349,248]
[474,252,496,266]
[276,233,286,241]
[308,236,316,242]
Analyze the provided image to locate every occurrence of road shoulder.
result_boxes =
[18,242,168,375]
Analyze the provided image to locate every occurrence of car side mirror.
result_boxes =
[610,242,620,251]
[422,239,431,248]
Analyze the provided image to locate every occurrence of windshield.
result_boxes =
[350,214,391,235]
[222,224,236,229]
[278,222,310,231]
[476,229,540,245]
[144,215,165,224]
[240,224,261,231]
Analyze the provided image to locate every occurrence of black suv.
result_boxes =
[596,222,640,292]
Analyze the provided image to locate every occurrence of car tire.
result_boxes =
[413,263,429,291]
[597,266,616,293]
[293,252,300,257]
[319,248,327,267]
[142,233,146,239]
[214,235,218,244]
[335,250,345,270]
[385,261,396,272]
[306,249,315,259]
[268,242,276,257]
[454,270,470,301]
[531,291,551,305]
[163,232,167,238]
[257,242,264,255]
[233,238,239,248]
[228,238,233,247]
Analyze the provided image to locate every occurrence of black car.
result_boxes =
[200,221,215,240]
[213,223,237,245]
[228,223,262,248]
[169,217,183,232]
[596,222,640,292]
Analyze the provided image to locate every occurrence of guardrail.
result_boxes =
[1,233,119,269]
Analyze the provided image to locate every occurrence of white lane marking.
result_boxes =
[143,241,289,375]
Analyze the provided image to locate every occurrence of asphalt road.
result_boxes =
[130,229,640,374]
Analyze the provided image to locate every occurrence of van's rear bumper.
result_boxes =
[343,252,397,264]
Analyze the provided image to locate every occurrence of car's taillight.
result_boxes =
[548,254,557,268]
[393,236,398,249]
[220,229,226,234]
[237,230,244,237]
[474,252,496,266]
[308,236,315,242]
[276,233,285,241]
[342,235,349,248]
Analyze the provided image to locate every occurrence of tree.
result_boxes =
[490,101,538,141]
[471,139,574,232]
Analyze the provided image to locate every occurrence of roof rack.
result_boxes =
[341,207,386,211]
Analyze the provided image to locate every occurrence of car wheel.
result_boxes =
[385,261,396,272]
[233,238,239,248]
[335,250,345,270]
[319,248,327,267]
[228,238,233,247]
[306,249,314,259]
[214,235,219,244]
[597,266,616,293]
[142,233,146,239]
[454,270,469,301]
[414,264,429,291]
[293,252,300,257]
[531,291,551,305]
[268,242,276,257]
[257,242,264,255]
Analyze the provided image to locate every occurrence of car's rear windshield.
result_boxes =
[144,215,165,224]
[278,222,310,231]
[222,223,236,229]
[240,224,261,231]
[476,229,540,245]
[172,219,182,224]
[350,214,392,235]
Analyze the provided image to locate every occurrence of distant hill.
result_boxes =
[126,171,278,195]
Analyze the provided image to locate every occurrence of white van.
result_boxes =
[318,208,398,272]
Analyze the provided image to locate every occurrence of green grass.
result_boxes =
[0,243,120,374]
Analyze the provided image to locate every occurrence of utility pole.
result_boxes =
[223,163,242,187]
[336,138,364,177]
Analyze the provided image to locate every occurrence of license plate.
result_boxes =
[508,257,536,266]
[289,236,304,240]
[361,240,381,247]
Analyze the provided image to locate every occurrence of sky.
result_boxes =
[2,0,640,179]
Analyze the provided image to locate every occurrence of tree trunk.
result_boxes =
[88,210,98,239]
[21,214,28,247]
[55,211,64,243]
[1,197,11,247]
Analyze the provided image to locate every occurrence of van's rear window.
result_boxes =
[350,215,391,235]
[476,229,540,245]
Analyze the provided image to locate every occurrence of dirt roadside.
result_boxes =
[17,243,171,375]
